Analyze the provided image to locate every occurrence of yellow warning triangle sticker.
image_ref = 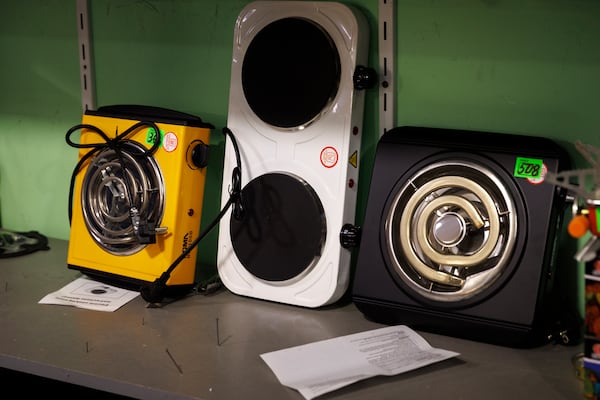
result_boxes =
[349,150,358,168]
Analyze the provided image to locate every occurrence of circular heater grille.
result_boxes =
[384,159,521,303]
[81,141,165,255]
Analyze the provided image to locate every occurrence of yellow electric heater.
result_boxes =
[66,105,213,296]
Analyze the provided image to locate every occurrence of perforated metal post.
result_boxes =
[76,0,96,111]
[378,0,396,136]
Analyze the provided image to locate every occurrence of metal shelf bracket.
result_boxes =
[378,0,396,136]
[76,0,96,112]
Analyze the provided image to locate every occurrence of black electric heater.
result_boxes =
[352,126,580,348]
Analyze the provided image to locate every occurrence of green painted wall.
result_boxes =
[1,0,599,296]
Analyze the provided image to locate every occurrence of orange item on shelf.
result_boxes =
[568,214,590,238]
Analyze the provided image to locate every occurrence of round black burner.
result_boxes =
[230,172,326,282]
[242,17,341,129]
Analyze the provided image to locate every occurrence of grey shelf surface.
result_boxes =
[0,238,584,399]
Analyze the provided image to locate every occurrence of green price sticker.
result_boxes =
[146,127,164,146]
[514,157,543,179]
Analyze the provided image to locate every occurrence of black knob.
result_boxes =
[190,142,210,168]
[353,65,377,90]
[340,223,361,248]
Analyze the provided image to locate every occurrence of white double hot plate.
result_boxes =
[217,1,373,307]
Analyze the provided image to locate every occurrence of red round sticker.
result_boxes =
[527,163,547,185]
[163,132,178,152]
[320,146,338,168]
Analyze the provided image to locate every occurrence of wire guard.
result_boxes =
[66,121,164,255]
[386,160,518,302]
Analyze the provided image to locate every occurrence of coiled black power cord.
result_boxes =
[65,121,162,225]
[140,126,243,304]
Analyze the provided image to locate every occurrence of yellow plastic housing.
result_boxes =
[67,112,211,287]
